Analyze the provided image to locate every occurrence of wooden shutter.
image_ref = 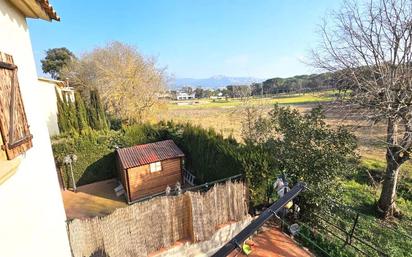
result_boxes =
[0,52,33,160]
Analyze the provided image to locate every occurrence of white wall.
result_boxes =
[0,1,71,256]
[38,79,60,136]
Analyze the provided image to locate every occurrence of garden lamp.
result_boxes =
[63,154,78,192]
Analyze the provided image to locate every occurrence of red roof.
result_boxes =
[116,140,184,169]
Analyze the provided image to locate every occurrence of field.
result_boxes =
[156,90,412,256]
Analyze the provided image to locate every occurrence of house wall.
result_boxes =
[0,1,71,256]
[126,158,182,201]
[37,79,60,136]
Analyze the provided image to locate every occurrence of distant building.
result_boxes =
[176,92,196,100]
[210,92,224,99]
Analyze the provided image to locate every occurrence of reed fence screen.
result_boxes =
[67,181,248,257]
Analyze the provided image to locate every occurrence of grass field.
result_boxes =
[157,90,412,256]
[168,91,335,110]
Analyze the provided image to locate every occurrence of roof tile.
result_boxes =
[116,140,184,169]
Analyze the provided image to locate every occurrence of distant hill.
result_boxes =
[172,75,264,89]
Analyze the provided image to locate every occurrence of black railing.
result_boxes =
[212,182,307,257]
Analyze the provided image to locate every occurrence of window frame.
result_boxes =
[149,161,162,172]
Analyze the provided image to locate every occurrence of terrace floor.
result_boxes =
[62,179,127,219]
[228,227,314,257]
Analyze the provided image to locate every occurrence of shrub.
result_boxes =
[52,130,122,187]
[242,105,359,214]
[170,124,242,183]
[52,122,243,187]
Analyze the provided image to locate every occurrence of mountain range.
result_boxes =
[171,75,264,89]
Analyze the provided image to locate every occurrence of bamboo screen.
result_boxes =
[68,181,248,257]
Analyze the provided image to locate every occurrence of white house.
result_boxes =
[38,77,75,136]
[0,1,71,257]
[176,92,196,100]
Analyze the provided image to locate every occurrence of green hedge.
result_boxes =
[52,131,122,187]
[52,122,241,187]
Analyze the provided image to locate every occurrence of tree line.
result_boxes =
[177,72,345,100]
[56,89,109,134]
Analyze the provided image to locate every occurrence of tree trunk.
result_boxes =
[377,119,400,218]
[377,153,400,218]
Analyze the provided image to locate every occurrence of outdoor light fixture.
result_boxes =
[63,154,78,192]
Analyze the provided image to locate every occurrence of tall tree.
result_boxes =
[74,92,89,132]
[66,97,79,133]
[312,0,412,218]
[61,41,167,123]
[88,90,108,131]
[41,47,76,80]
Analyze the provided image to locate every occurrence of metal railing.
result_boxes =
[212,182,307,257]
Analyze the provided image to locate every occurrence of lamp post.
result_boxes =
[63,154,78,192]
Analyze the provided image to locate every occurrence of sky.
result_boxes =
[28,0,343,80]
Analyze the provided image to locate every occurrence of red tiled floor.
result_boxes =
[228,228,314,257]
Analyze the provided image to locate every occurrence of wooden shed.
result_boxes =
[116,140,185,203]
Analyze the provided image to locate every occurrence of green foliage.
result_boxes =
[66,97,79,132]
[52,122,242,186]
[240,144,273,205]
[338,180,412,257]
[57,90,109,134]
[41,47,75,79]
[74,92,90,132]
[253,72,344,96]
[88,90,109,131]
[170,124,242,183]
[121,123,162,146]
[52,130,122,187]
[56,89,70,133]
[243,105,358,214]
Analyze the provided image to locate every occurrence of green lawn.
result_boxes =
[300,158,412,257]
[168,91,335,110]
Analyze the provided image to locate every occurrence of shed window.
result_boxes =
[0,52,33,160]
[149,161,162,172]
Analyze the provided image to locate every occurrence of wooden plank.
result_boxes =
[0,52,32,160]
[127,158,183,201]
[135,172,182,189]
[0,61,16,70]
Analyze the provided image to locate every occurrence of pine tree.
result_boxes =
[74,92,89,132]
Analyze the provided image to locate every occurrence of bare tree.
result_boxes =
[62,41,167,123]
[312,0,412,218]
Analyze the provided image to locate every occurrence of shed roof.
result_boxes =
[116,140,184,169]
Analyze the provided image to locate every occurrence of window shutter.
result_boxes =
[0,52,33,160]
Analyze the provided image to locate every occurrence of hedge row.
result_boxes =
[52,122,241,188]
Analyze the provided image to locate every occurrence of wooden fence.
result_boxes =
[67,181,248,257]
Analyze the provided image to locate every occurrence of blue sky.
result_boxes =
[28,0,342,79]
